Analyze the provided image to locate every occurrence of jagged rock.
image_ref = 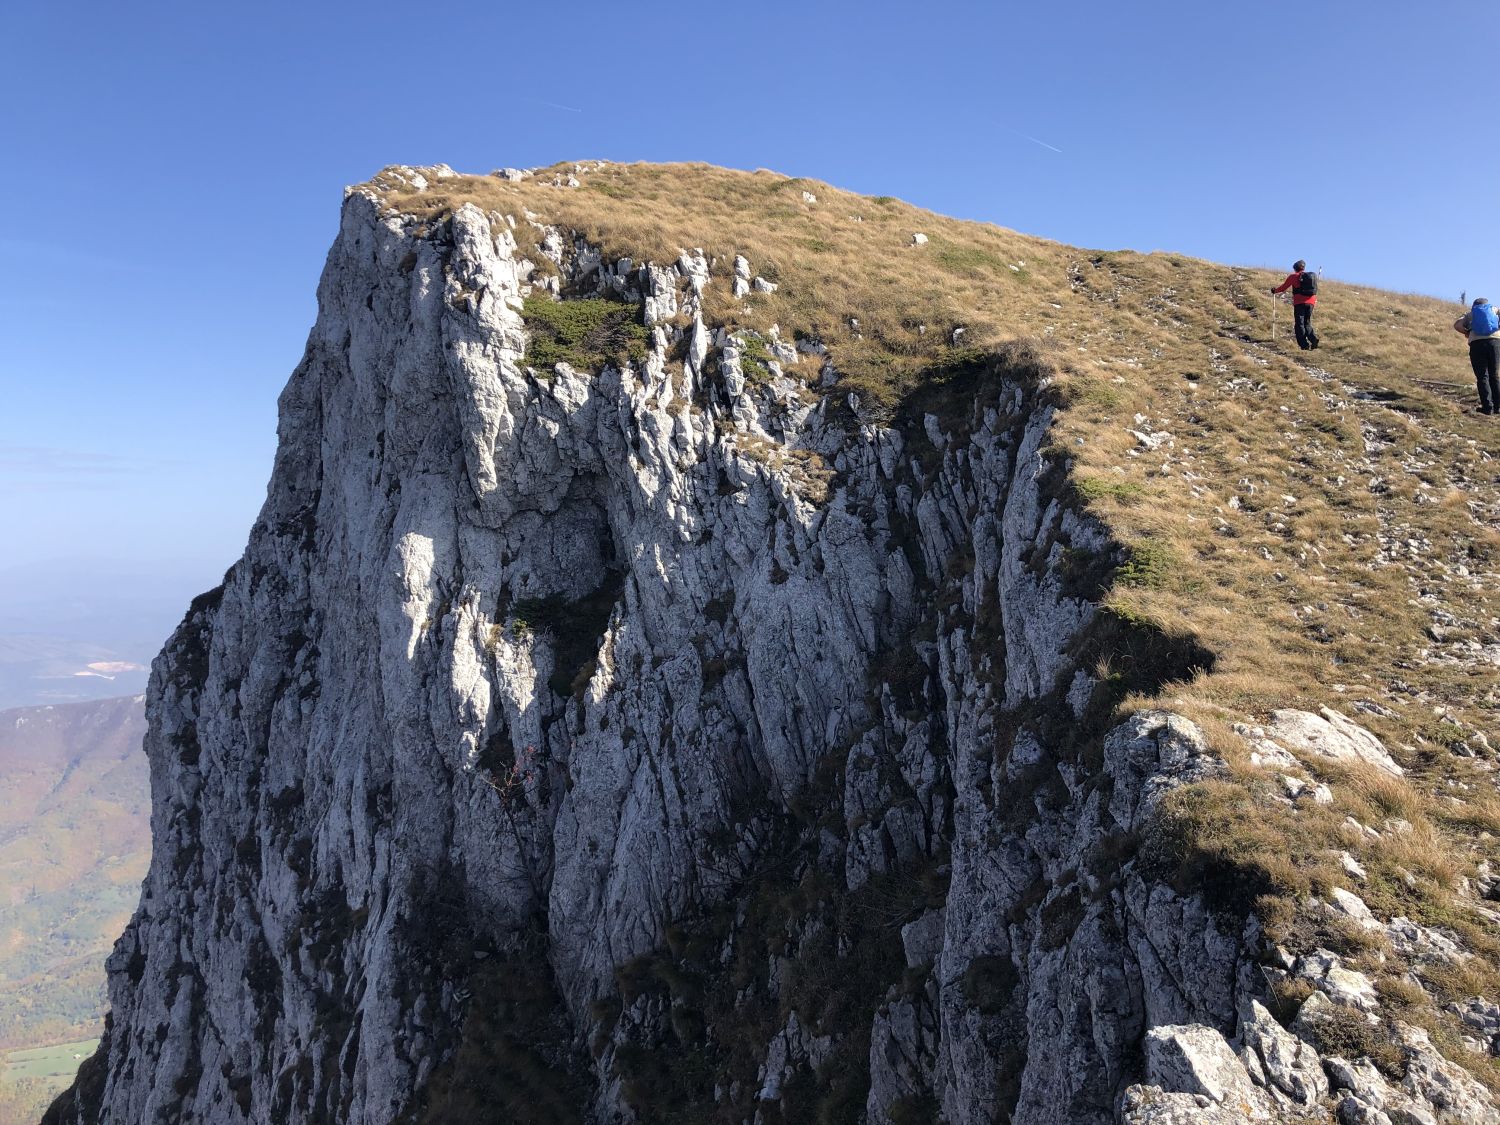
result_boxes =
[1130,428,1173,451]
[1237,721,1301,770]
[1266,707,1405,776]
[642,263,679,325]
[866,978,941,1122]
[901,909,946,968]
[1238,999,1328,1106]
[1105,710,1221,829]
[677,247,710,293]
[757,1011,832,1102]
[53,180,1149,1125]
[1325,1056,1431,1125]
[1329,887,1382,931]
[1395,1022,1500,1123]
[1335,1096,1402,1125]
[1120,1085,1254,1124]
[1142,1024,1271,1117]
[1296,950,1380,1011]
[1449,997,1500,1054]
[1386,917,1464,963]
[1325,1038,1499,1125]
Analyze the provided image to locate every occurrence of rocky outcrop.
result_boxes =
[48,169,1498,1125]
[1121,998,1500,1125]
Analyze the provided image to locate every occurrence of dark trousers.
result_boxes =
[1471,338,1500,412]
[1294,303,1319,350]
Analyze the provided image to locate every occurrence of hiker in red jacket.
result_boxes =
[1271,260,1320,351]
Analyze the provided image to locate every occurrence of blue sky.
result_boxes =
[1,1,1493,664]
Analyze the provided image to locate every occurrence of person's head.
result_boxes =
[1475,297,1489,308]
[1293,260,1306,272]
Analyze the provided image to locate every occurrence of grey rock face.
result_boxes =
[51,177,1496,1125]
[1264,707,1405,776]
[1143,1023,1270,1114]
[1238,999,1328,1107]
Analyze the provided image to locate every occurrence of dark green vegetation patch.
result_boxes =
[521,295,649,373]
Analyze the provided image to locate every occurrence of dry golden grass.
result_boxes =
[364,160,1500,1056]
[372,162,1073,406]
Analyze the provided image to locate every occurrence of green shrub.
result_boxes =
[1075,477,1145,503]
[736,334,776,381]
[521,295,649,373]
[1116,539,1177,589]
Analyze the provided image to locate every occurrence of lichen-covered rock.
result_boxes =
[1238,999,1328,1107]
[1296,949,1381,1011]
[1396,1022,1500,1123]
[1119,1084,1285,1124]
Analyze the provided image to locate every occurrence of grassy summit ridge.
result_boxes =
[366,161,1500,1087]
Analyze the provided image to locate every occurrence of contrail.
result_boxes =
[524,96,584,114]
[1004,127,1063,154]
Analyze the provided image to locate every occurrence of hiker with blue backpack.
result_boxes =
[1271,260,1320,351]
[1454,298,1500,415]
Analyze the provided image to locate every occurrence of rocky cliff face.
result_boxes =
[48,168,1500,1125]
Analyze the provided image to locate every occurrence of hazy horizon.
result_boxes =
[4,0,1494,706]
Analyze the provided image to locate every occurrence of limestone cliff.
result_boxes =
[48,164,1500,1125]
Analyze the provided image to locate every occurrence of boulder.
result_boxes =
[1143,1024,1271,1117]
[1266,707,1404,776]
[1238,999,1328,1105]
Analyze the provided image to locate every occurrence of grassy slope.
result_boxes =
[368,162,1499,1083]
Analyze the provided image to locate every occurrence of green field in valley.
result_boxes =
[0,1037,100,1121]
[5,1038,99,1082]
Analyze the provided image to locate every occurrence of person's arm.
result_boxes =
[1455,315,1471,335]
[1271,274,1294,295]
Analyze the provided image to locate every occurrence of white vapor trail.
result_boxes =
[1003,127,1063,154]
[524,97,584,114]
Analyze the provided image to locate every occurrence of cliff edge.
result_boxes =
[48,162,1500,1124]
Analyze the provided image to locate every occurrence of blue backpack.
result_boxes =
[1474,303,1500,335]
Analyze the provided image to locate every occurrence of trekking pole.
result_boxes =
[1271,289,1277,343]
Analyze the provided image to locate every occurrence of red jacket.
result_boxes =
[1273,271,1317,306]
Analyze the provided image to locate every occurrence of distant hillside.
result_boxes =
[0,696,149,1120]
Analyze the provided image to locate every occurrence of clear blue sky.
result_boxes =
[1,1,1493,643]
